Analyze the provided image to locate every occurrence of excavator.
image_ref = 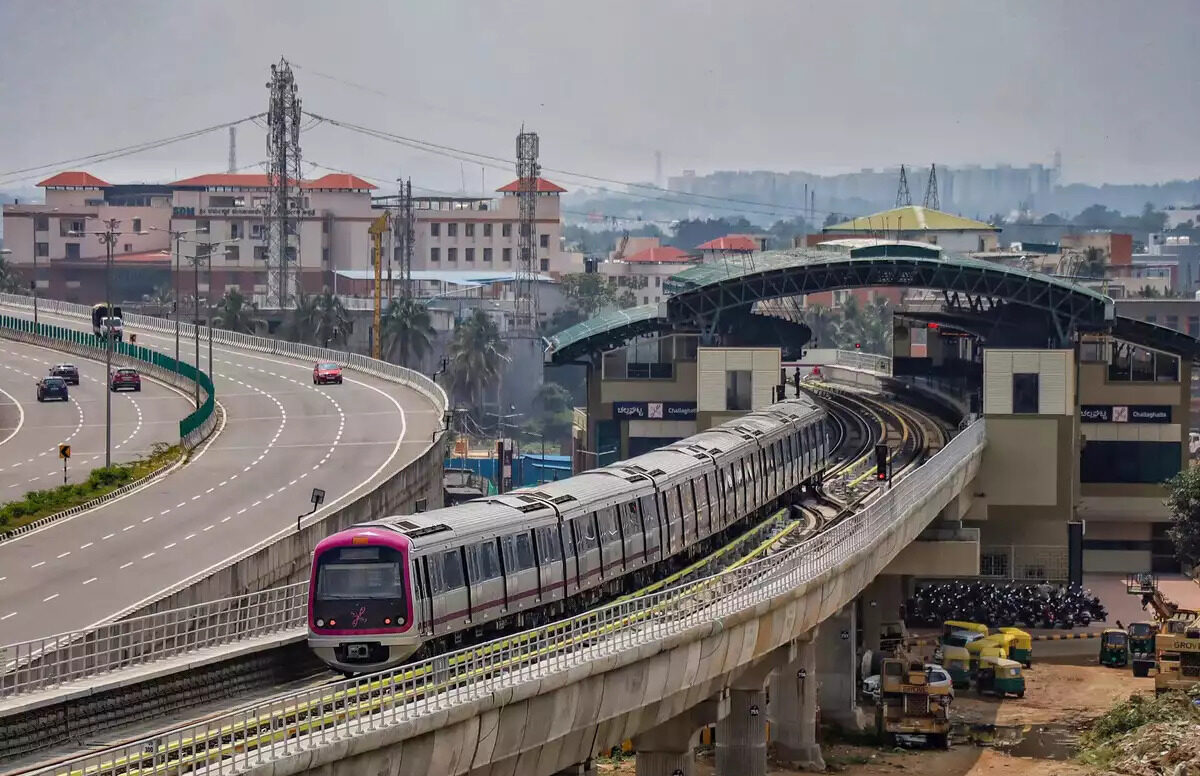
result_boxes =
[1126,574,1200,686]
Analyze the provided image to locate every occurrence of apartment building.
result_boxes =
[1,172,172,300]
[597,240,696,306]
[409,177,579,278]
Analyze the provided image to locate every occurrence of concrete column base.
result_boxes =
[635,750,692,776]
[769,637,826,772]
[716,688,767,776]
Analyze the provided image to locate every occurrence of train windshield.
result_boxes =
[316,546,405,599]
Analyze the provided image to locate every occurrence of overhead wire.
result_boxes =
[0,114,267,187]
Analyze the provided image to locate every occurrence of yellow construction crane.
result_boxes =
[368,212,391,361]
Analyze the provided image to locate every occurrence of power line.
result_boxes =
[0,114,266,187]
[302,112,812,219]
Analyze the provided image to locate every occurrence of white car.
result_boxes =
[863,664,954,704]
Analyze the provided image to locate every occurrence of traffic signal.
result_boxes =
[874,443,888,481]
[855,342,861,350]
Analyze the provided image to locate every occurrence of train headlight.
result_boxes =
[397,616,405,625]
[316,619,324,627]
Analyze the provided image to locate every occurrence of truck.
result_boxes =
[1154,628,1200,695]
[875,657,953,749]
[91,304,124,343]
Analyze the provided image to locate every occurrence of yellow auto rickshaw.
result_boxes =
[936,620,990,663]
[976,655,1025,698]
[967,636,1010,674]
[942,620,989,641]
[941,644,972,689]
[998,627,1032,668]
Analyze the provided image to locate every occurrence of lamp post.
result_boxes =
[150,225,208,369]
[188,237,236,399]
[71,218,145,468]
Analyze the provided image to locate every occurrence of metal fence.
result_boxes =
[0,293,448,415]
[834,349,893,375]
[980,544,1070,581]
[1,584,308,698]
[0,313,216,443]
[29,420,985,776]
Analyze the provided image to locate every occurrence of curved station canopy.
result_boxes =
[546,241,1124,365]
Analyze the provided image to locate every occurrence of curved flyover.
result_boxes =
[0,295,445,644]
[0,338,192,494]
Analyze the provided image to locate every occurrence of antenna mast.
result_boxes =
[514,128,540,337]
[227,126,237,174]
[895,164,912,207]
[923,164,940,210]
[264,58,303,309]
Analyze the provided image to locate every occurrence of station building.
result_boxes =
[549,240,1200,581]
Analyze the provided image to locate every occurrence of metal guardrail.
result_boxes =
[0,584,307,698]
[834,349,892,375]
[0,313,216,443]
[30,420,985,776]
[0,293,448,416]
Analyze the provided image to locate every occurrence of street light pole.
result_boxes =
[30,217,37,327]
[192,245,201,408]
[98,219,119,469]
[174,232,181,366]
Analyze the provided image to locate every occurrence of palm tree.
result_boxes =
[381,297,435,367]
[281,293,320,344]
[212,289,263,334]
[802,304,841,348]
[448,309,507,409]
[313,288,351,348]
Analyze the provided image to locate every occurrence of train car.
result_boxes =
[308,396,828,675]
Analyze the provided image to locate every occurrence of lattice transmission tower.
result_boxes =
[923,164,940,210]
[895,164,912,207]
[513,128,540,337]
[264,58,303,309]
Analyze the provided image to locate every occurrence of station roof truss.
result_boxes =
[665,246,1115,342]
[546,242,1124,364]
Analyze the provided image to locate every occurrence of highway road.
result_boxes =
[0,310,441,644]
[0,339,192,495]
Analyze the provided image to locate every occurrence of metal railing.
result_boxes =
[31,420,985,776]
[1,584,307,699]
[834,349,892,375]
[0,313,216,444]
[0,293,448,415]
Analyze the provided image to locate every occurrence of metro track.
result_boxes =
[4,388,959,776]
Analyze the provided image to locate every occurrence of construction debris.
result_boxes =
[1079,689,1200,775]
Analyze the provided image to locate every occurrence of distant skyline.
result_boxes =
[2,0,1198,195]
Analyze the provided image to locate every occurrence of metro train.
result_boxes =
[308,396,830,675]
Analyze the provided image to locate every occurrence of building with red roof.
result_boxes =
[599,239,696,306]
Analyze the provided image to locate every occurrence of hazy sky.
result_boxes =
[1,0,1198,196]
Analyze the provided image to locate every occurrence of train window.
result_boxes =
[514,532,536,570]
[622,502,642,538]
[440,550,465,591]
[537,526,562,562]
[476,541,502,579]
[575,516,598,550]
[598,508,620,541]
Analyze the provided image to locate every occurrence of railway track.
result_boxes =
[13,391,954,776]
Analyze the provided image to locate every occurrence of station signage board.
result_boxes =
[612,401,697,421]
[1079,404,1172,424]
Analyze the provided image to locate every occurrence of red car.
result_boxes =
[313,362,343,385]
[110,367,141,392]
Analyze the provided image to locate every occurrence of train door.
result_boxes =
[413,557,434,636]
[500,534,537,611]
[639,494,664,562]
[430,548,469,632]
[559,521,580,595]
[681,482,698,547]
[700,472,715,537]
[466,541,505,621]
[620,501,645,569]
[596,507,623,576]
[573,514,602,589]
[534,525,564,602]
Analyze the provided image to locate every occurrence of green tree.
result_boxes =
[617,288,638,308]
[212,289,263,334]
[1079,247,1106,279]
[802,304,841,347]
[381,297,435,367]
[448,309,507,410]
[560,273,617,315]
[0,254,24,294]
[313,288,352,348]
[1165,464,1200,569]
[282,293,320,344]
[543,306,585,336]
[520,381,575,453]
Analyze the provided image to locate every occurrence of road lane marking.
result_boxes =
[43,593,59,602]
[82,577,97,585]
[120,562,133,569]
[31,561,45,568]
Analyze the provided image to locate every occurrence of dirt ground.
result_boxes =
[594,663,1146,776]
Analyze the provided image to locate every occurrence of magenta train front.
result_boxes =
[307,527,420,674]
